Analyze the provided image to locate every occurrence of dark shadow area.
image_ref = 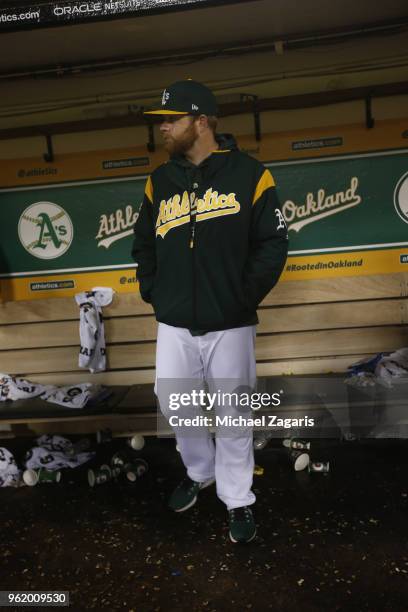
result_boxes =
[0,244,11,302]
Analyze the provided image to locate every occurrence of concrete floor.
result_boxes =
[1,436,408,612]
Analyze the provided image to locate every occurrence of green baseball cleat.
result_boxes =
[228,506,257,543]
[168,476,215,512]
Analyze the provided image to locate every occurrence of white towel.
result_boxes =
[42,383,97,409]
[0,373,102,409]
[0,373,47,402]
[24,435,95,471]
[375,348,408,387]
[75,287,114,373]
[0,447,22,487]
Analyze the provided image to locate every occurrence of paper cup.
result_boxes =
[23,469,39,486]
[37,468,61,483]
[124,459,148,482]
[290,450,310,472]
[88,464,112,487]
[127,435,145,451]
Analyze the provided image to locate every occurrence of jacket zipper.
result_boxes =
[189,189,197,249]
[189,180,199,328]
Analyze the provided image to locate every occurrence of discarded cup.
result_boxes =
[88,464,112,487]
[289,449,310,472]
[110,466,122,479]
[123,459,148,483]
[110,451,130,469]
[308,461,330,474]
[23,468,62,486]
[127,435,145,451]
[283,438,311,451]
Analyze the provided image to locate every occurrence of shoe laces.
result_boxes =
[230,506,253,522]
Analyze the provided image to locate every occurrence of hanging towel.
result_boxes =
[75,287,114,373]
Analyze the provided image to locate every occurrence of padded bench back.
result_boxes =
[0,273,407,387]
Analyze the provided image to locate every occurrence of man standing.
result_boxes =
[132,80,288,543]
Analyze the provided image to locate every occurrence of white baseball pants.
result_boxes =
[155,322,257,510]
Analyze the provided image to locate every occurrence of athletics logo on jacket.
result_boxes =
[156,188,241,238]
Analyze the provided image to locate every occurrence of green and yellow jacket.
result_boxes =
[131,134,288,334]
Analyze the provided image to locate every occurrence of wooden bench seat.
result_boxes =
[1,375,408,440]
[0,273,407,439]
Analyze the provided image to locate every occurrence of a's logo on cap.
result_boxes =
[162,89,170,106]
[192,104,199,111]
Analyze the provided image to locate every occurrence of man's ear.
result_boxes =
[196,115,210,133]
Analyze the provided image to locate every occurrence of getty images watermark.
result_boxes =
[167,389,315,429]
[155,379,316,437]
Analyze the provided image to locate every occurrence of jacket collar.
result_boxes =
[164,133,238,189]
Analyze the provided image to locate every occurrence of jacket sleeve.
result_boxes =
[131,176,156,304]
[243,168,289,310]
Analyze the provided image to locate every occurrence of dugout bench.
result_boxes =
[0,273,407,441]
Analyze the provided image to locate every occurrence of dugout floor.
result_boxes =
[1,437,408,612]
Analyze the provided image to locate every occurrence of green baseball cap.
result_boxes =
[144,79,218,116]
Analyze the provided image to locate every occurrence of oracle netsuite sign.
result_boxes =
[0,0,215,31]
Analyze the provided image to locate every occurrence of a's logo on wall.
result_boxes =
[18,202,73,260]
[394,172,408,225]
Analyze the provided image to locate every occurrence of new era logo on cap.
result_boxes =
[145,80,218,116]
[162,89,170,106]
